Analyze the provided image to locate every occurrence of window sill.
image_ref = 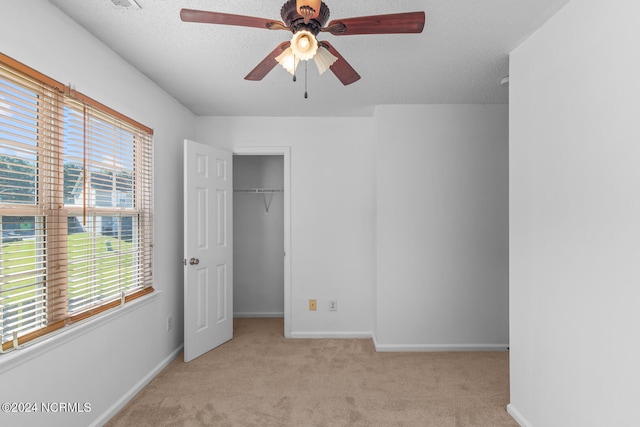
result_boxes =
[0,290,160,375]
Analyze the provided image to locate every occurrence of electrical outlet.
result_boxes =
[166,315,173,331]
[329,299,338,311]
[309,299,317,311]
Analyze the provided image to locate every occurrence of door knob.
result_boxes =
[189,258,200,265]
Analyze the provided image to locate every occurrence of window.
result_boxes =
[0,53,153,352]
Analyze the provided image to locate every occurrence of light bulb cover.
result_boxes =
[313,46,338,75]
[275,47,300,75]
[290,30,318,61]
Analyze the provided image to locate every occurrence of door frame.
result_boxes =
[233,146,292,338]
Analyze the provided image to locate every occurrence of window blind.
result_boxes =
[0,53,153,352]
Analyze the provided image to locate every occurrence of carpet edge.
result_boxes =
[289,331,372,339]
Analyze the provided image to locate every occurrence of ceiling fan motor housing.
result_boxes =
[281,0,330,35]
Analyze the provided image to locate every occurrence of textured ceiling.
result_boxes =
[48,0,569,117]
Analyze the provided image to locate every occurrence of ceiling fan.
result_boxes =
[180,0,425,86]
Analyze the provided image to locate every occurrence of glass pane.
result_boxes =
[0,79,38,205]
[63,106,136,209]
[67,215,140,314]
[0,216,46,341]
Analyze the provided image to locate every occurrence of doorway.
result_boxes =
[232,147,291,337]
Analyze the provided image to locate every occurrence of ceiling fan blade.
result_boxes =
[323,11,425,36]
[180,9,288,31]
[318,42,361,86]
[245,42,291,81]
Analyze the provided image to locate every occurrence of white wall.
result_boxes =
[0,1,195,426]
[197,117,376,337]
[198,107,510,347]
[374,105,509,350]
[509,1,640,426]
[233,155,285,317]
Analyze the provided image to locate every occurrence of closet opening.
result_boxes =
[233,153,288,333]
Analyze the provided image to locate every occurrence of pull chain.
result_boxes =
[293,55,297,82]
[304,61,308,99]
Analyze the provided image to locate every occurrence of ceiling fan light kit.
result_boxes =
[180,0,425,91]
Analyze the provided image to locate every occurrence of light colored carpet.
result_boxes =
[107,318,516,426]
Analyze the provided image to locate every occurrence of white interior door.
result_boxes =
[183,139,233,362]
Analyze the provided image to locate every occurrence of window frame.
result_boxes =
[0,52,154,353]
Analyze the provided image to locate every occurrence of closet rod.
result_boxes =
[233,188,283,193]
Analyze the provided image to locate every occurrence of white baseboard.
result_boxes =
[234,312,284,318]
[90,344,183,427]
[372,335,509,352]
[507,404,532,427]
[290,331,372,339]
